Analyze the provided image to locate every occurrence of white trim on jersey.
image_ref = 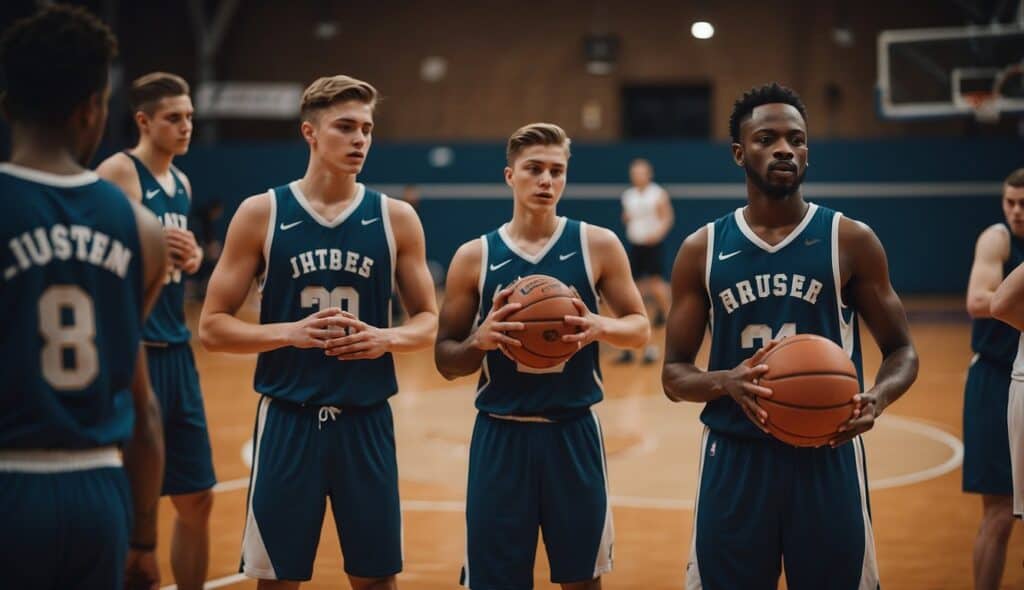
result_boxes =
[830,212,856,357]
[685,427,711,590]
[734,203,819,253]
[590,409,615,578]
[579,221,600,304]
[381,193,398,303]
[0,162,98,187]
[1009,381,1024,517]
[241,396,277,580]
[704,222,716,335]
[289,180,365,228]
[258,190,276,293]
[852,436,881,589]
[0,446,121,473]
[475,236,492,397]
[497,216,567,264]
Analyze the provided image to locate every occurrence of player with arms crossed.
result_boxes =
[989,170,1024,527]
[436,123,649,590]
[962,168,1024,590]
[199,75,438,590]
[97,71,214,590]
[0,6,167,589]
[661,83,918,589]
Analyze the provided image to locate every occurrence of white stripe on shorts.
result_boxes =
[1009,380,1024,517]
[241,396,277,580]
[590,409,614,578]
[852,436,881,589]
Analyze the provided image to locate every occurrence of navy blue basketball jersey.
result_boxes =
[475,217,603,419]
[0,163,143,449]
[255,182,397,406]
[971,222,1024,365]
[127,153,190,344]
[704,203,863,439]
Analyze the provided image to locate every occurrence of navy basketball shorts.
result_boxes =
[240,396,402,581]
[1009,380,1024,518]
[0,449,130,590]
[146,341,216,496]
[686,428,879,590]
[962,354,1014,495]
[460,410,614,589]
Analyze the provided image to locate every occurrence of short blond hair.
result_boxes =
[300,75,377,121]
[506,122,571,165]
[129,72,189,115]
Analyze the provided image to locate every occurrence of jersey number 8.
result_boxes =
[39,285,98,390]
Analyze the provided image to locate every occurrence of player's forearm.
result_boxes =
[383,311,438,353]
[992,280,1024,331]
[597,313,650,349]
[966,289,995,318]
[199,312,289,354]
[435,335,487,380]
[123,390,163,546]
[869,344,919,413]
[662,362,729,403]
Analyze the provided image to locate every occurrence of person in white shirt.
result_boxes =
[618,158,673,364]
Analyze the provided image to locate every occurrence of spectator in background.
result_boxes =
[619,158,673,364]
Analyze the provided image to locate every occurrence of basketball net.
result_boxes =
[962,91,1001,123]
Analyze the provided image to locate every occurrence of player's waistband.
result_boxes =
[483,407,593,424]
[0,446,122,473]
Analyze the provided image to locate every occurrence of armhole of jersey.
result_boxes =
[831,212,855,356]
[381,193,398,296]
[258,189,277,293]
[579,222,600,303]
[475,235,489,328]
[169,164,190,200]
[704,222,715,333]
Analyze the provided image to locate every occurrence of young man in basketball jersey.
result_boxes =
[96,71,214,590]
[962,168,1024,590]
[436,123,649,589]
[617,158,673,364]
[0,6,168,589]
[199,75,438,590]
[662,83,919,589]
[989,172,1024,527]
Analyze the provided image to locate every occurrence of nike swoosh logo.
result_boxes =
[361,217,380,226]
[490,259,512,271]
[279,221,302,231]
[805,238,821,246]
[559,251,578,261]
[718,250,741,261]
[145,189,161,200]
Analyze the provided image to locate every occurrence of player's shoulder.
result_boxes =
[95,152,141,199]
[170,163,192,197]
[381,191,418,220]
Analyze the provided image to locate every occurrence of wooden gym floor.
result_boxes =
[155,299,1024,589]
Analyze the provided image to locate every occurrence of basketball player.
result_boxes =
[988,170,1024,525]
[962,168,1024,590]
[662,83,919,589]
[436,123,649,589]
[96,72,214,590]
[0,5,168,589]
[617,158,673,364]
[199,75,438,589]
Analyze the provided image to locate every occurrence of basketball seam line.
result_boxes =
[759,397,855,410]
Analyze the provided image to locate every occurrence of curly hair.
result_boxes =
[728,82,807,143]
[0,4,118,125]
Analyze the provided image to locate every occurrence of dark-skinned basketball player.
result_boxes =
[662,83,919,590]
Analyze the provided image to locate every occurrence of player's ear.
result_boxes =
[300,119,316,147]
[731,142,744,167]
[504,166,514,187]
[133,110,149,134]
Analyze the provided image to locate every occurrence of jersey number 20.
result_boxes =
[300,286,360,318]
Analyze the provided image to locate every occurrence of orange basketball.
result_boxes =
[502,274,582,369]
[756,334,859,447]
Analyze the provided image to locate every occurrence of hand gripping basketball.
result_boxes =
[471,285,526,352]
[722,339,778,433]
[501,275,584,369]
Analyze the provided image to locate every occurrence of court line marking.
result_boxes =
[176,413,963,589]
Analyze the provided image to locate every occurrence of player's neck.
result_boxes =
[745,191,808,228]
[299,161,359,204]
[507,207,560,243]
[7,125,85,176]
[130,142,175,176]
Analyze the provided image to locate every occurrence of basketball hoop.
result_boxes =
[962,90,1001,123]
